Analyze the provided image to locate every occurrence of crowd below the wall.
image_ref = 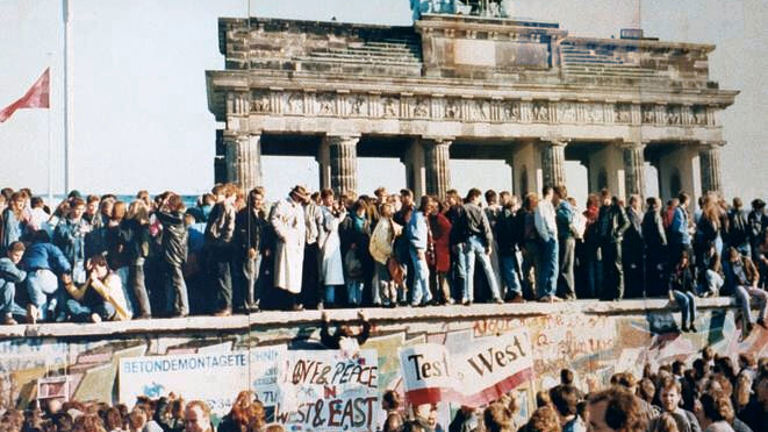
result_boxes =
[0,184,767,333]
[3,348,768,432]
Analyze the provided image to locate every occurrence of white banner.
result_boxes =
[275,349,379,432]
[399,329,534,406]
[119,346,285,418]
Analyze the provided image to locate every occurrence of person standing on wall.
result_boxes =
[270,185,310,311]
[623,194,645,298]
[597,190,630,301]
[553,185,576,300]
[535,186,560,303]
[203,184,238,316]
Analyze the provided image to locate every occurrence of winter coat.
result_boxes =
[1,209,24,252]
[156,210,188,266]
[270,198,306,294]
[369,217,400,265]
[318,206,344,286]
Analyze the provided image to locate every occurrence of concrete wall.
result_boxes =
[0,299,760,428]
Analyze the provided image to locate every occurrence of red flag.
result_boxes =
[0,68,50,123]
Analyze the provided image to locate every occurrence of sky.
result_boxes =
[0,0,765,203]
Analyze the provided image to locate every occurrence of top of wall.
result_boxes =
[0,298,736,341]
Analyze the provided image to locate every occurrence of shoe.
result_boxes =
[213,309,231,317]
[291,304,304,312]
[445,298,455,305]
[462,299,472,306]
[758,319,768,330]
[26,304,38,325]
[90,313,102,323]
[538,295,562,303]
[509,294,525,304]
[135,314,152,320]
[680,324,689,333]
[2,314,17,325]
[689,324,698,333]
[316,302,324,312]
[494,298,504,305]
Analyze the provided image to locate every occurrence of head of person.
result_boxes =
[183,401,211,432]
[505,194,518,210]
[374,187,387,201]
[542,186,554,201]
[599,189,612,206]
[374,202,391,220]
[628,194,640,210]
[727,247,742,264]
[587,388,647,432]
[483,402,514,432]
[525,405,561,432]
[381,390,401,411]
[638,378,656,404]
[678,192,690,208]
[86,255,110,281]
[553,185,567,203]
[466,188,483,205]
[549,384,580,421]
[524,193,539,211]
[7,241,25,265]
[127,201,149,224]
[536,390,552,408]
[651,413,680,432]
[698,391,734,426]
[85,195,100,216]
[69,198,86,221]
[400,189,414,207]
[8,192,24,215]
[412,403,431,422]
[485,189,498,206]
[319,188,334,207]
[289,185,310,205]
[248,187,265,211]
[658,376,681,413]
[560,369,575,386]
[499,191,511,207]
[677,250,690,269]
[754,371,768,407]
[418,195,433,214]
[446,189,460,207]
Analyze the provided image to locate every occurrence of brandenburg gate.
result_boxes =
[206,13,737,200]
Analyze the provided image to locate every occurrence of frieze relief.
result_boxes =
[242,90,713,127]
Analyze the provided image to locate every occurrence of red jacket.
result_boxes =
[430,212,452,273]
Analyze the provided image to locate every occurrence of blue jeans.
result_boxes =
[459,236,501,302]
[65,299,115,322]
[499,255,522,297]
[324,285,336,306]
[734,285,768,324]
[27,269,63,321]
[537,237,559,298]
[673,290,697,327]
[0,283,25,317]
[346,281,364,306]
[409,248,432,306]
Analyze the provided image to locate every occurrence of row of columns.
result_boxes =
[222,132,724,200]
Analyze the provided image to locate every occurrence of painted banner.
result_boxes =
[399,329,534,407]
[275,349,379,432]
[120,346,285,418]
[399,343,462,405]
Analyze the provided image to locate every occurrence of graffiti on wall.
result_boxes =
[0,307,763,429]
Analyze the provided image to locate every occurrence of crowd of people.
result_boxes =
[3,348,768,432]
[1,183,767,327]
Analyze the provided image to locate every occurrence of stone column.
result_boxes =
[224,132,262,191]
[622,142,646,199]
[700,141,724,195]
[422,137,452,198]
[540,138,568,188]
[324,134,359,196]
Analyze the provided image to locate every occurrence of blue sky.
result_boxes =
[0,0,764,203]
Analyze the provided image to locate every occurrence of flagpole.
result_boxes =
[47,53,54,205]
[63,0,73,194]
